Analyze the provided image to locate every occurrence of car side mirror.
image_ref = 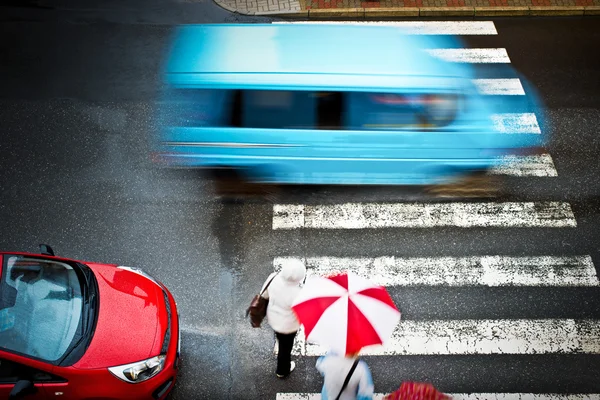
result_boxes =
[9,380,37,399]
[39,244,55,256]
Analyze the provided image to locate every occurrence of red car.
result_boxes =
[0,245,180,400]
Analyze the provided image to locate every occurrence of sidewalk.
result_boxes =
[214,0,600,17]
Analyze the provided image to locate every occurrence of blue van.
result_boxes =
[154,23,545,186]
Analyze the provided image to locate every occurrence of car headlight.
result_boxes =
[117,266,160,286]
[108,355,166,383]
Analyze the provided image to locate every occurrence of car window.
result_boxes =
[0,256,83,363]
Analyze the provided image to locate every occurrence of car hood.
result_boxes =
[74,263,165,369]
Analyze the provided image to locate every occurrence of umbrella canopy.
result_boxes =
[383,382,451,400]
[291,271,401,355]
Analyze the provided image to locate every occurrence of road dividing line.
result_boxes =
[277,394,600,400]
[426,48,510,63]
[273,255,598,287]
[473,78,525,95]
[271,21,498,35]
[291,319,600,356]
[492,154,557,177]
[272,202,577,230]
[492,113,541,134]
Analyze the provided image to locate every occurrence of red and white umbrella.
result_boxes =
[291,271,401,355]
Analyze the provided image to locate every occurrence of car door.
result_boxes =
[0,355,49,399]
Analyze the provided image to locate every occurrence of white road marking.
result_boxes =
[492,154,557,177]
[426,48,510,63]
[473,78,525,95]
[276,394,600,400]
[291,319,600,356]
[273,255,598,287]
[271,21,498,35]
[492,113,541,134]
[272,202,577,230]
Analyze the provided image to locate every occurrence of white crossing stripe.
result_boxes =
[277,394,600,400]
[426,48,510,63]
[273,255,598,287]
[271,21,498,35]
[292,319,600,356]
[473,78,525,95]
[492,154,557,177]
[272,202,577,230]
[492,113,541,134]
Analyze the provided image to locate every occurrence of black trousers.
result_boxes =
[275,331,297,376]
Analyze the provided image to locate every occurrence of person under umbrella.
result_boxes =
[292,271,401,399]
[316,350,374,400]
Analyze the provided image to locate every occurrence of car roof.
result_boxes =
[165,24,470,91]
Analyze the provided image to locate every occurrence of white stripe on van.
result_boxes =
[271,21,498,35]
[164,153,557,177]
[276,394,600,400]
[491,113,541,134]
[271,202,577,230]
[426,48,510,63]
[291,319,600,355]
[273,255,598,287]
[473,78,525,95]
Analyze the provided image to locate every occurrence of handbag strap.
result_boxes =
[335,358,360,400]
[260,272,278,296]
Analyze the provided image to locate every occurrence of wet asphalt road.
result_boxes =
[1,4,600,399]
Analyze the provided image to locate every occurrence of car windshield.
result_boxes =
[0,255,84,362]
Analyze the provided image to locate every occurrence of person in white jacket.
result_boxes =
[316,351,374,400]
[260,259,306,379]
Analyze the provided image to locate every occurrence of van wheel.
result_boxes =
[425,171,502,199]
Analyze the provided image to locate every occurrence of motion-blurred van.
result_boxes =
[153,23,545,188]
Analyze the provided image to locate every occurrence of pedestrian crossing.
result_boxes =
[473,79,525,96]
[296,319,600,356]
[426,48,511,63]
[268,20,599,399]
[273,202,577,229]
[274,256,598,287]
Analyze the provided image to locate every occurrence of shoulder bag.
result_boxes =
[246,273,278,328]
[335,358,360,400]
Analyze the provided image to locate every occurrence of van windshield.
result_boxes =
[0,256,84,362]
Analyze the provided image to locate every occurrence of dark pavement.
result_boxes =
[0,4,599,399]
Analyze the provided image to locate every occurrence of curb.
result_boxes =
[260,5,600,17]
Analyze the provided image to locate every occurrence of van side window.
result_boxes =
[239,90,316,129]
[345,92,458,130]
[346,92,422,130]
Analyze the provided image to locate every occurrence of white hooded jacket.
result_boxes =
[261,259,306,334]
